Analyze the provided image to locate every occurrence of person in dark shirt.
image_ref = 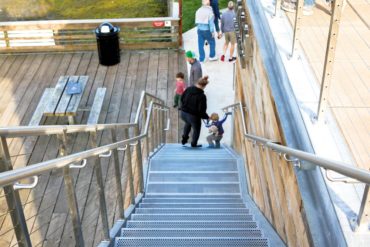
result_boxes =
[180,76,210,147]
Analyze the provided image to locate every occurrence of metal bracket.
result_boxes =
[164,119,171,131]
[117,145,128,151]
[130,141,139,146]
[69,159,87,169]
[99,150,112,158]
[283,153,301,168]
[13,176,39,190]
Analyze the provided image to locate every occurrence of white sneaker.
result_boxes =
[209,56,218,61]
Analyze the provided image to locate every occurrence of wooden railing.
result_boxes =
[0,17,180,53]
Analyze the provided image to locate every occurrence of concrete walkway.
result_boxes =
[182,26,236,146]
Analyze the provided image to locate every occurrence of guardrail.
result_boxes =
[223,102,370,230]
[0,17,180,53]
[0,91,169,246]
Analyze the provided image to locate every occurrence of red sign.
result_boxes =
[152,21,165,28]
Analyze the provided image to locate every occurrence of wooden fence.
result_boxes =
[0,17,180,53]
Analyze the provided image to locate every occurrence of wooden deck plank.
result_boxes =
[0,55,30,118]
[28,88,54,126]
[54,75,78,116]
[43,76,69,116]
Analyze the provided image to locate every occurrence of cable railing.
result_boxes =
[223,102,370,230]
[0,91,169,247]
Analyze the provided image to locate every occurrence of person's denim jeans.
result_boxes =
[197,29,216,62]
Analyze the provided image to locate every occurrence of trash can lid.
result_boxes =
[98,22,118,33]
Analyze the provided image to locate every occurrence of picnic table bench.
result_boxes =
[29,75,106,126]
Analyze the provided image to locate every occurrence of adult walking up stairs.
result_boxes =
[114,144,285,246]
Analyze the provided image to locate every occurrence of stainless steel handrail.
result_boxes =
[0,101,167,188]
[0,123,137,138]
[222,102,370,185]
[0,91,170,246]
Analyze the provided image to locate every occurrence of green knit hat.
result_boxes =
[185,50,196,59]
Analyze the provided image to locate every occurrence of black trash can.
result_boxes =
[95,22,120,66]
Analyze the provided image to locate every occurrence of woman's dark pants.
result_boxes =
[181,111,201,146]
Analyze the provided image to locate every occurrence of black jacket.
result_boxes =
[180,86,209,119]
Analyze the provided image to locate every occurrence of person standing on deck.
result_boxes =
[180,76,210,148]
[186,50,203,86]
[220,1,237,62]
[195,0,218,62]
[210,0,222,39]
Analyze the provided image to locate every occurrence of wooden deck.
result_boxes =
[286,0,370,170]
[0,50,186,246]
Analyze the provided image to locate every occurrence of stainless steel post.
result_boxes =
[134,126,144,193]
[356,185,370,229]
[0,137,32,247]
[89,131,110,240]
[291,0,304,57]
[110,128,124,218]
[143,97,150,158]
[124,129,135,205]
[316,0,344,119]
[150,110,155,151]
[57,133,84,247]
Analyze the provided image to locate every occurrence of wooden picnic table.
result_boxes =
[29,75,88,126]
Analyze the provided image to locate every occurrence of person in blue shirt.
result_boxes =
[205,112,232,148]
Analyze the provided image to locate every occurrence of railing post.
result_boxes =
[316,0,344,120]
[156,109,161,147]
[0,137,32,247]
[355,185,370,230]
[124,129,135,205]
[57,133,84,247]
[89,130,110,241]
[134,125,144,193]
[110,128,124,218]
[143,97,150,158]
[291,0,304,57]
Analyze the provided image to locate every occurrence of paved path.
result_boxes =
[183,26,236,145]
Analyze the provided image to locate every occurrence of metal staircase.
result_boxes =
[114,144,285,247]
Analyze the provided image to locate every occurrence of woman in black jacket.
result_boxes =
[180,76,210,147]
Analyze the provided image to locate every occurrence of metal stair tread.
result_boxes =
[126,221,259,228]
[115,237,269,247]
[120,228,263,237]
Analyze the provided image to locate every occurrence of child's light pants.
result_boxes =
[207,134,223,148]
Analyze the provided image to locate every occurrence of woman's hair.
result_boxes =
[197,76,209,87]
[210,113,219,121]
[176,72,184,79]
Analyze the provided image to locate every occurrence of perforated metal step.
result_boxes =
[126,221,258,229]
[131,214,254,221]
[141,198,243,204]
[120,229,263,238]
[115,237,269,247]
[150,160,237,171]
[144,194,242,199]
[139,203,246,208]
[148,172,239,182]
[135,208,249,214]
[146,183,240,193]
